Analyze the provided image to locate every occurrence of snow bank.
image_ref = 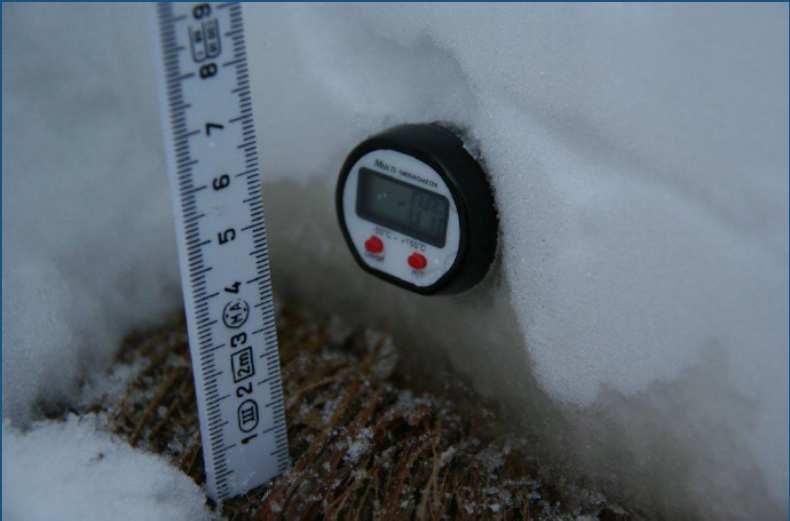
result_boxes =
[244,4,788,518]
[2,415,212,521]
[3,4,181,425]
[3,3,787,520]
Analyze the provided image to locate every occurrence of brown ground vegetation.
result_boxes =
[86,306,634,520]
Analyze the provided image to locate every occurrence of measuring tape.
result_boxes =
[154,2,289,501]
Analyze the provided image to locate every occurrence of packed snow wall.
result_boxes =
[246,5,789,519]
[3,4,787,520]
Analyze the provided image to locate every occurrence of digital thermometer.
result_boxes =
[336,124,498,295]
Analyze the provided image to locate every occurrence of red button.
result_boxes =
[407,252,427,270]
[364,235,384,254]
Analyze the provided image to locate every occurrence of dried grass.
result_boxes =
[97,307,634,521]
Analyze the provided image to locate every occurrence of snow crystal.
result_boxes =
[2,415,212,521]
[321,396,341,425]
[326,315,353,345]
[482,486,499,496]
[476,446,505,475]
[438,446,456,469]
[77,359,146,410]
[344,428,373,463]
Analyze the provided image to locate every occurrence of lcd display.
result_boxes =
[356,168,449,247]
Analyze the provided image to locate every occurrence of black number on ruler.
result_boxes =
[217,228,236,245]
[230,332,247,348]
[192,3,211,19]
[205,122,224,136]
[212,174,230,190]
[159,0,288,498]
[236,382,253,397]
[199,63,217,79]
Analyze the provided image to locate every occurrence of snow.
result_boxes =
[3,4,181,426]
[246,4,788,517]
[2,415,213,521]
[3,3,787,520]
[76,357,147,411]
[249,2,787,402]
[344,428,373,464]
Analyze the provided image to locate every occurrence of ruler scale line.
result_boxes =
[154,3,289,502]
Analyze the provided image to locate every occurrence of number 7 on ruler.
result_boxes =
[153,2,290,502]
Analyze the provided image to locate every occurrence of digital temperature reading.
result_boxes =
[357,168,449,247]
[337,123,498,295]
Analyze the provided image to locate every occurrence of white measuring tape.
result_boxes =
[153,2,289,501]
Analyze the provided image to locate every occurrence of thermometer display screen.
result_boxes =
[356,168,449,247]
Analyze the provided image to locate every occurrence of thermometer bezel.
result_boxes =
[336,123,498,295]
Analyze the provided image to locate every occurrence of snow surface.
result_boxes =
[3,3,788,520]
[3,415,213,521]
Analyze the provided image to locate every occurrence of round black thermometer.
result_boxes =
[336,123,498,295]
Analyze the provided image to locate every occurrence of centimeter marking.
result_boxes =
[154,2,289,502]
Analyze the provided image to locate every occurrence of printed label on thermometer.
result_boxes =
[154,2,289,502]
